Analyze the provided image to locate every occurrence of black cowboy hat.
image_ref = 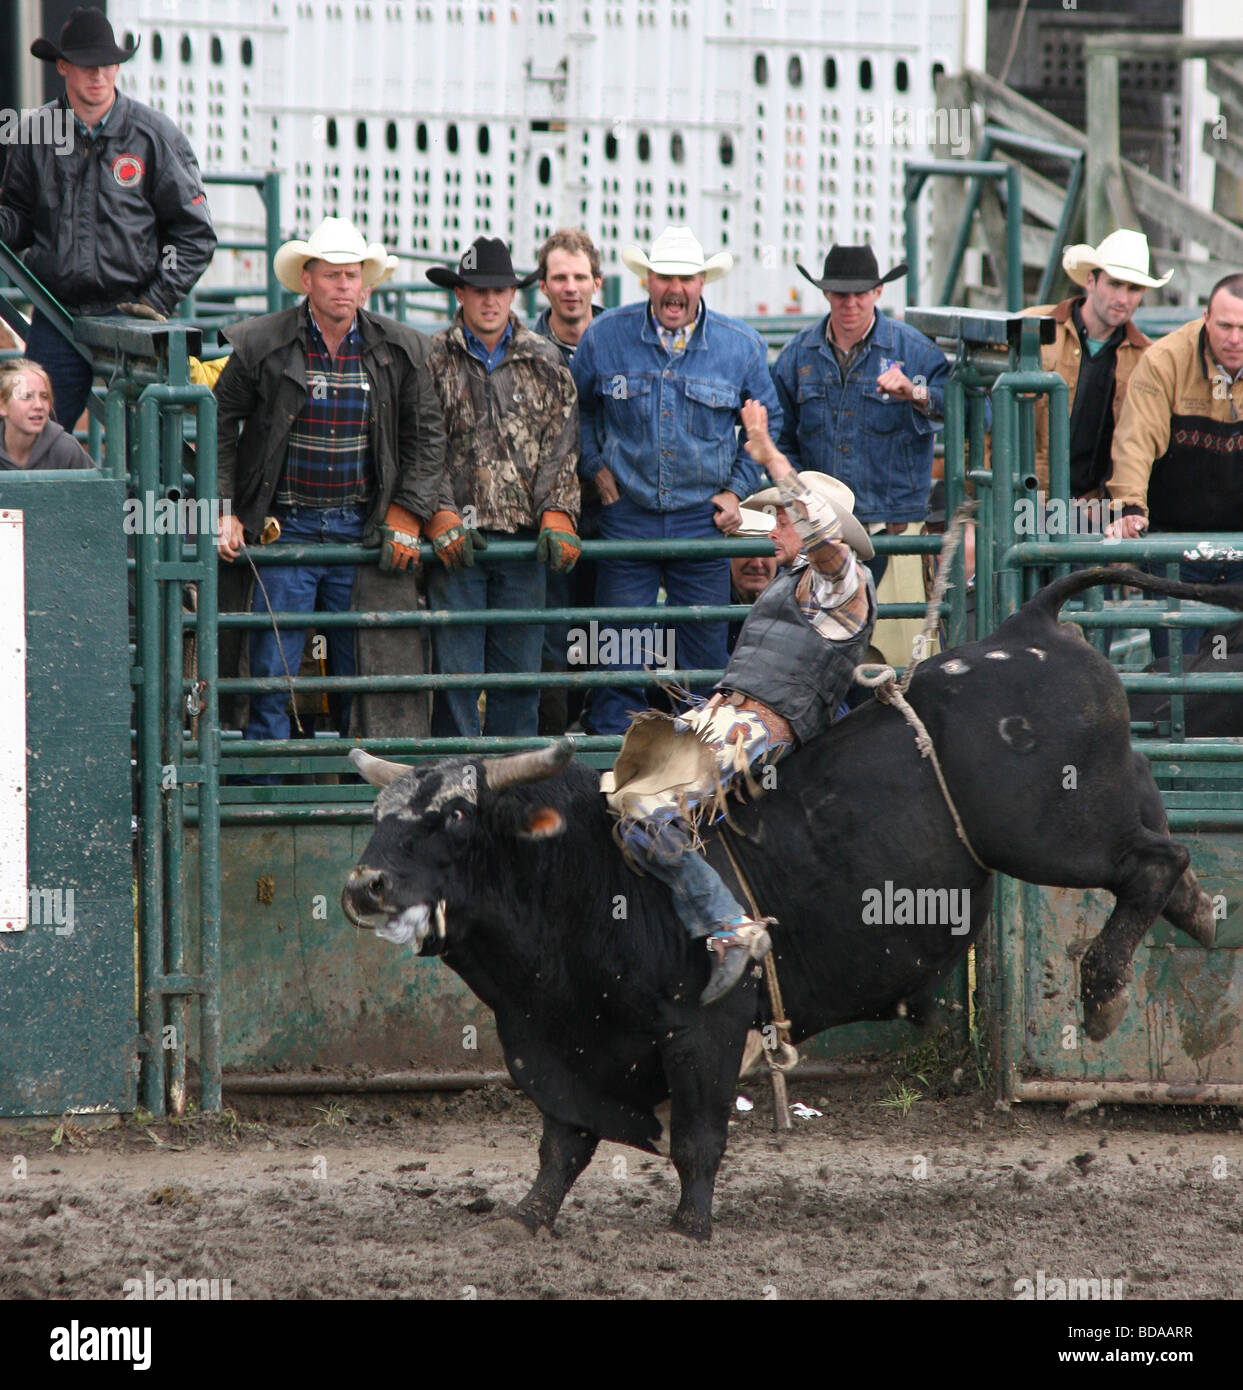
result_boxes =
[796,244,908,294]
[31,7,139,65]
[426,237,538,290]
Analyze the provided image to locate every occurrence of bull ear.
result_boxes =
[516,806,566,840]
[349,748,412,787]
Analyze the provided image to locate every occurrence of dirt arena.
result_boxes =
[3,1054,1241,1303]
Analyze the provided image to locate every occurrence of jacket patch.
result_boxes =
[111,153,145,187]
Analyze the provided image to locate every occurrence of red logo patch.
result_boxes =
[111,154,145,187]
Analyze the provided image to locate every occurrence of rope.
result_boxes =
[899,498,976,695]
[719,832,799,1074]
[854,663,988,871]
[241,542,305,735]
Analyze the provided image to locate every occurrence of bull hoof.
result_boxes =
[480,1209,541,1243]
[1083,989,1129,1042]
[670,1208,712,1242]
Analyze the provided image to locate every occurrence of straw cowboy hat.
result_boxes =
[425,238,538,290]
[621,226,733,283]
[31,7,139,65]
[797,244,907,295]
[273,217,391,293]
[743,472,875,560]
[1061,229,1172,290]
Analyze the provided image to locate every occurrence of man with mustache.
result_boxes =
[571,226,781,734]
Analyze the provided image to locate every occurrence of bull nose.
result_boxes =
[343,866,390,919]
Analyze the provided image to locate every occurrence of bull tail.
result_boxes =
[1025,566,1243,627]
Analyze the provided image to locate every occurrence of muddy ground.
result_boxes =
[2,1065,1241,1302]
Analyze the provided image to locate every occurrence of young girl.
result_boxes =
[0,359,93,470]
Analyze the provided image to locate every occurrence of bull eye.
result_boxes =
[447,807,466,824]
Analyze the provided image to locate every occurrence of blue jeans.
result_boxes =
[1146,554,1243,658]
[426,530,546,738]
[25,311,96,429]
[587,496,731,735]
[621,818,745,938]
[245,504,365,745]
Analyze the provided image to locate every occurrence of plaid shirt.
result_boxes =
[275,312,374,508]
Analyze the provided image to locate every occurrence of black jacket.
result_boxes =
[0,92,217,315]
[215,301,447,544]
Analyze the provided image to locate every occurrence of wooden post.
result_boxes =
[1085,49,1121,245]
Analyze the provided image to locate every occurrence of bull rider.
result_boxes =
[602,400,877,1003]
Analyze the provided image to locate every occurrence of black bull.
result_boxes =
[343,567,1242,1239]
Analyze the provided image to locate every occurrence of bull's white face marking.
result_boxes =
[985,650,1011,661]
[375,903,432,950]
[1027,647,1047,660]
[942,658,970,675]
[374,765,478,823]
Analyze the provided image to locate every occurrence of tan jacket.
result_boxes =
[1023,298,1151,493]
[1108,317,1243,525]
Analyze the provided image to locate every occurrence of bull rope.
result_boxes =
[854,501,987,871]
[717,831,799,1131]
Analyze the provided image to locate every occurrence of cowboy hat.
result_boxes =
[797,244,907,295]
[32,7,139,65]
[1062,229,1172,289]
[742,472,875,560]
[426,237,538,290]
[272,218,391,293]
[621,226,733,284]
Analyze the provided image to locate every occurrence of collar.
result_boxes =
[1070,298,1126,351]
[462,316,513,361]
[68,92,118,140]
[307,306,359,347]
[826,310,879,355]
[643,300,707,348]
[1051,296,1148,349]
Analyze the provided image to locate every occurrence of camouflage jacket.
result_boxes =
[426,312,580,531]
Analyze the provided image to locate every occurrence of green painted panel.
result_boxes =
[0,475,136,1116]
[1014,833,1243,1085]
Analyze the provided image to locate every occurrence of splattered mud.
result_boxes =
[2,1075,1240,1300]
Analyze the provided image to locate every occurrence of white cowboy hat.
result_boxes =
[1062,229,1172,290]
[273,217,392,293]
[620,225,733,284]
[742,472,874,560]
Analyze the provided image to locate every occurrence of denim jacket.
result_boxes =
[771,310,949,524]
[572,301,779,511]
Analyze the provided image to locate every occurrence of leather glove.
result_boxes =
[536,510,581,573]
[117,300,169,323]
[426,508,486,570]
[378,502,423,573]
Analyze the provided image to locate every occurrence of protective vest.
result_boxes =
[721,563,876,744]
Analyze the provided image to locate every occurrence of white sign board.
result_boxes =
[0,510,28,931]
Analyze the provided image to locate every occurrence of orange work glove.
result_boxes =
[379,502,423,573]
[425,509,487,570]
[535,509,581,573]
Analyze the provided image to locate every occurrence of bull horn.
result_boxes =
[349,748,412,787]
[483,739,573,792]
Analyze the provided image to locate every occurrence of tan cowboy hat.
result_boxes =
[273,217,391,293]
[621,226,733,284]
[743,472,874,560]
[1062,229,1172,290]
